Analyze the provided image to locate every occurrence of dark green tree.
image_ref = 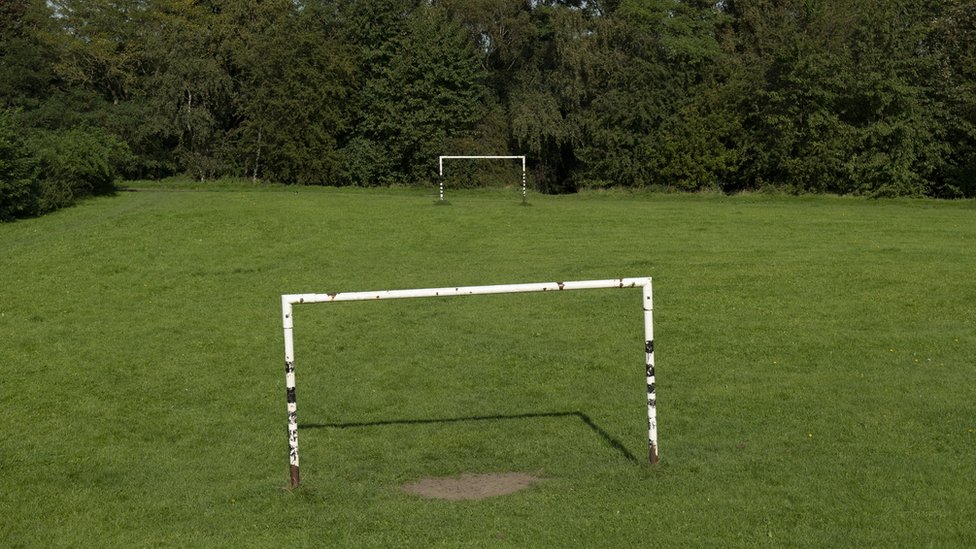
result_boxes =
[221,0,357,184]
[928,0,976,197]
[505,4,593,192]
[575,0,737,190]
[341,5,491,185]
[0,109,38,220]
[137,0,233,180]
[724,0,961,196]
[0,0,57,112]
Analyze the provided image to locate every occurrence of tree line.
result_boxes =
[2,0,975,219]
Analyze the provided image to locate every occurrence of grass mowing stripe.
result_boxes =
[1,187,974,546]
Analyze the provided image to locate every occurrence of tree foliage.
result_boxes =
[2,0,976,219]
[342,4,491,185]
[0,109,37,220]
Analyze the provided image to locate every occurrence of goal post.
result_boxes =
[438,155,528,204]
[280,277,657,489]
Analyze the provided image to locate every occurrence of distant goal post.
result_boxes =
[280,277,657,489]
[438,155,527,203]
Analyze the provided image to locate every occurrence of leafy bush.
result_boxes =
[27,126,133,213]
[0,109,38,220]
[1,113,133,220]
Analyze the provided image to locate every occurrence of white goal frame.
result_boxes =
[438,155,527,203]
[280,277,657,489]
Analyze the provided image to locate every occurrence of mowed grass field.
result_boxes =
[1,184,974,547]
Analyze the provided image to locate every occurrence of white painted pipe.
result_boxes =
[281,298,300,488]
[283,278,649,305]
[643,282,658,463]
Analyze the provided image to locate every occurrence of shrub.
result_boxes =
[1,114,133,220]
[0,109,38,221]
[27,126,133,213]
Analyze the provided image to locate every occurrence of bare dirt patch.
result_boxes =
[401,472,543,501]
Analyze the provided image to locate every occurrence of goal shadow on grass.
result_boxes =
[301,411,638,463]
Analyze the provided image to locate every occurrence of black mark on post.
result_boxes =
[557,282,565,290]
[327,293,338,300]
[645,340,654,354]
[286,387,297,404]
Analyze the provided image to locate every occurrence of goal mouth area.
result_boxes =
[437,155,528,204]
[280,277,656,489]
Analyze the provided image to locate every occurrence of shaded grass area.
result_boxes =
[1,186,974,546]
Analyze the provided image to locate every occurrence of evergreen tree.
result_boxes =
[0,109,38,220]
[576,0,737,190]
[341,5,490,185]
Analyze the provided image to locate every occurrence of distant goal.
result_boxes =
[279,277,657,489]
[438,155,528,203]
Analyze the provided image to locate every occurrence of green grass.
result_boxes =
[1,185,974,547]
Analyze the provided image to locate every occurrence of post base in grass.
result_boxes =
[649,445,659,465]
[434,200,451,206]
[289,465,300,489]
